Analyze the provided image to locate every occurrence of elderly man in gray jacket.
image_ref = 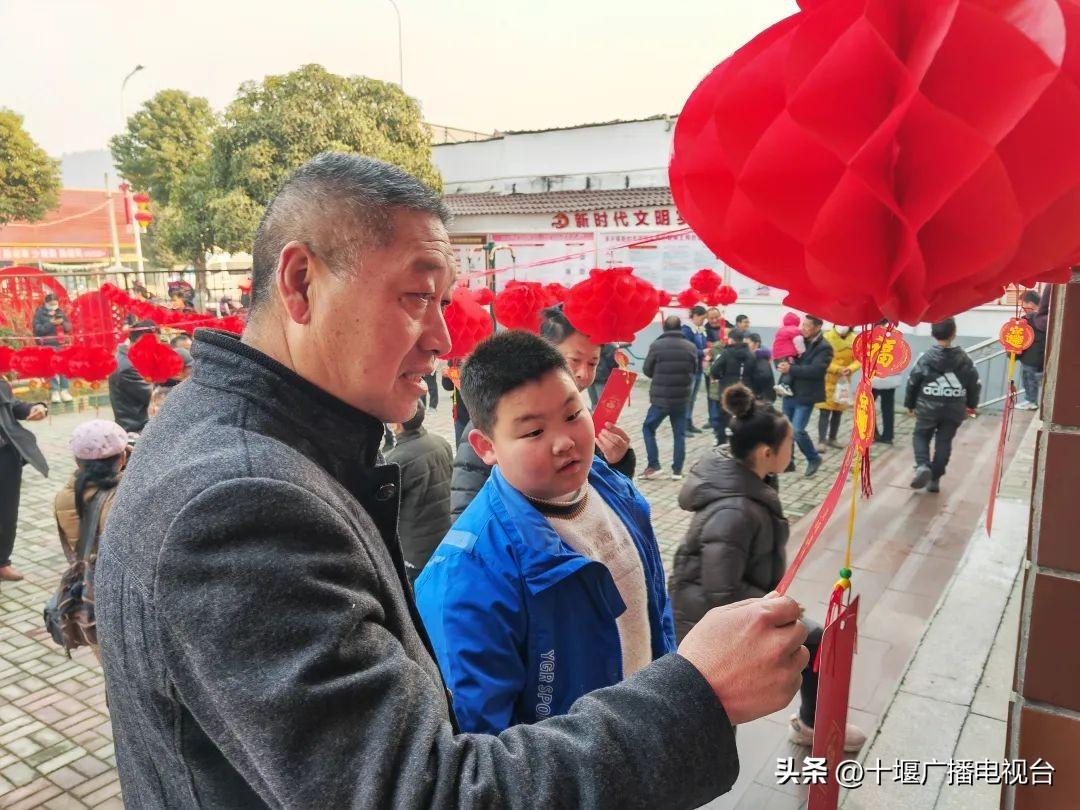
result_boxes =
[95,152,808,809]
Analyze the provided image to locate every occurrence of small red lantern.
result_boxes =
[473,286,495,306]
[128,334,183,383]
[11,346,57,379]
[689,268,722,295]
[544,283,570,304]
[563,267,660,344]
[442,286,494,359]
[676,288,703,309]
[65,346,117,382]
[493,281,552,333]
[708,285,738,307]
[0,346,14,372]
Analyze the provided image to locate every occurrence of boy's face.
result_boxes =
[556,331,601,392]
[469,368,595,500]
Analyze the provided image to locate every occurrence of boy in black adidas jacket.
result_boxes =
[905,318,981,492]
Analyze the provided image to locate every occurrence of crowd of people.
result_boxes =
[0,151,1042,807]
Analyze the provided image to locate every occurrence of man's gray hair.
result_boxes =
[249,152,450,311]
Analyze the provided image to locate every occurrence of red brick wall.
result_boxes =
[1004,273,1080,809]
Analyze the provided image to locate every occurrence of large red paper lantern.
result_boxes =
[473,286,495,306]
[128,334,183,383]
[670,0,1080,324]
[0,346,14,372]
[493,281,552,333]
[563,267,660,343]
[689,268,722,295]
[11,346,57,378]
[442,286,494,360]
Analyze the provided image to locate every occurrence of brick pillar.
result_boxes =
[1004,271,1080,809]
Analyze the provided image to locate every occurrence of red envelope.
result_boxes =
[808,595,859,810]
[592,370,637,436]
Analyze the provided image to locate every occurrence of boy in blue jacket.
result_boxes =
[416,330,676,734]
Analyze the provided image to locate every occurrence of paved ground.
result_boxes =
[0,381,1021,807]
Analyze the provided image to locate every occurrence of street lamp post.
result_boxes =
[120,64,145,125]
[386,0,403,89]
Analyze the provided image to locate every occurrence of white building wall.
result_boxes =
[434,118,675,194]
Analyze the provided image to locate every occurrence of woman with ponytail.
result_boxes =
[668,384,866,752]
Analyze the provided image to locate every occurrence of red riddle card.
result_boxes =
[592,370,637,436]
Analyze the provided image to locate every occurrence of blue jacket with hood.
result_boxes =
[415,457,676,733]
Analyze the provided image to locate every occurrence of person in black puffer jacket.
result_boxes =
[640,316,699,480]
[904,317,981,492]
[386,403,453,581]
[449,307,637,519]
[708,329,772,447]
[108,320,159,434]
[669,383,866,753]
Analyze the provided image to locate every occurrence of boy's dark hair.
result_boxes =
[1022,290,1041,305]
[538,304,579,346]
[727,328,746,343]
[747,332,762,346]
[931,318,957,342]
[402,402,426,432]
[44,293,58,303]
[805,316,824,328]
[663,315,682,331]
[129,320,158,343]
[735,314,749,324]
[169,334,192,348]
[460,331,571,434]
[690,305,707,317]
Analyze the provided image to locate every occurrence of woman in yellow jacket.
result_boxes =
[815,325,860,449]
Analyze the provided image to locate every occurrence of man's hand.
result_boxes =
[777,361,791,374]
[27,404,48,421]
[595,423,630,465]
[677,594,807,726]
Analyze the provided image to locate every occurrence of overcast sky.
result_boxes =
[1,0,798,157]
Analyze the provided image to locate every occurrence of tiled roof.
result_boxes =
[0,189,132,250]
[444,187,673,216]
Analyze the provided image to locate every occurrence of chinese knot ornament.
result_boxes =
[563,267,660,344]
[442,286,494,360]
[670,0,1080,325]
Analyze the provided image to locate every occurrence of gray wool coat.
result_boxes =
[95,329,739,809]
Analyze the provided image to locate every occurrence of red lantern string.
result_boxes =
[10,346,57,379]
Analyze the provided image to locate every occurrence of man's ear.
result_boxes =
[276,241,318,326]
[468,427,498,467]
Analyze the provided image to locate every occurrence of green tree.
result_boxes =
[110,90,216,206]
[210,63,441,252]
[0,108,60,226]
